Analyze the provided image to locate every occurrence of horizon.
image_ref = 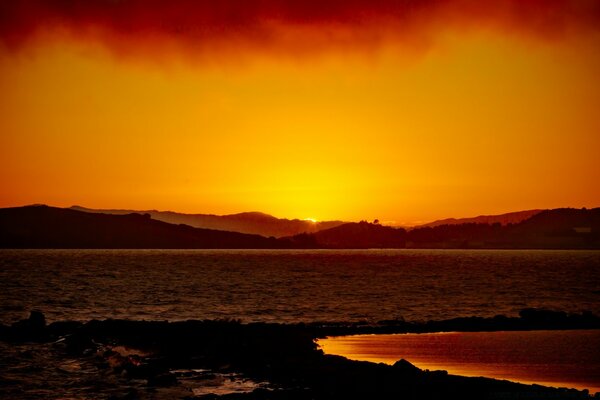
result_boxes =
[3,202,598,228]
[2,1,599,226]
[2,3,600,394]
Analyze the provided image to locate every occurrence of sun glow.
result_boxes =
[303,218,318,223]
[1,2,599,222]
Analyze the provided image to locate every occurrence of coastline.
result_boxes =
[2,310,598,399]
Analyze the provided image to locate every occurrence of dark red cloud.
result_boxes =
[1,0,599,59]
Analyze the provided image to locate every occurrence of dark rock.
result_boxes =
[0,323,9,340]
[27,310,46,328]
[194,395,219,400]
[393,358,421,375]
[430,369,449,378]
[519,308,568,323]
[147,372,177,387]
[47,320,84,337]
[8,311,48,342]
[4,315,595,399]
[108,388,139,400]
[65,333,96,356]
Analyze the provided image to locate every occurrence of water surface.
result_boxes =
[1,249,599,324]
[319,330,600,394]
[1,249,600,398]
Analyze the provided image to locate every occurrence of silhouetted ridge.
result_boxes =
[1,206,598,249]
[0,205,284,249]
[70,205,345,237]
[515,207,599,232]
[290,208,599,249]
[288,221,406,248]
[418,209,543,228]
[403,207,600,249]
[1,310,596,399]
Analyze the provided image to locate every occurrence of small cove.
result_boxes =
[318,330,600,394]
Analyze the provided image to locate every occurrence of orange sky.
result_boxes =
[1,1,599,224]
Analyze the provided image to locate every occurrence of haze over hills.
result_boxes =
[71,206,544,235]
[286,221,407,249]
[403,207,600,249]
[288,208,599,249]
[416,209,544,228]
[0,205,283,249]
[1,205,598,249]
[70,206,345,238]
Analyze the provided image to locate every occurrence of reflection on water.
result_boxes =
[0,341,274,399]
[318,330,600,394]
[1,249,599,324]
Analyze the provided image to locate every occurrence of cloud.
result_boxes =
[1,0,599,60]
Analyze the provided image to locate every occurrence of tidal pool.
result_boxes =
[318,330,600,394]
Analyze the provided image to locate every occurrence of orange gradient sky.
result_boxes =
[1,1,599,224]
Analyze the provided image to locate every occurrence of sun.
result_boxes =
[303,218,318,223]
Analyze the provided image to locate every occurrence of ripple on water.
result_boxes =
[1,249,599,324]
[318,329,600,394]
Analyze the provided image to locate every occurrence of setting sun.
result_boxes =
[1,1,599,223]
[1,3,599,398]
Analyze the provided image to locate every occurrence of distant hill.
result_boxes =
[287,222,406,249]
[1,206,598,249]
[289,208,599,249]
[418,209,543,228]
[0,205,284,249]
[70,206,344,238]
[404,208,600,249]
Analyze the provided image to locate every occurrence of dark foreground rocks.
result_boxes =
[1,310,598,399]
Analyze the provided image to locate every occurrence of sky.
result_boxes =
[1,1,599,225]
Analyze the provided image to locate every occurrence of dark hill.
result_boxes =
[70,206,345,238]
[417,209,543,228]
[288,221,407,248]
[2,206,598,249]
[514,207,600,233]
[505,207,600,248]
[0,205,284,249]
[288,208,600,249]
[404,208,600,249]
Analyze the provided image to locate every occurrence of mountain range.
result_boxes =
[70,205,543,237]
[416,209,543,228]
[1,205,598,249]
[70,206,344,238]
[0,206,283,249]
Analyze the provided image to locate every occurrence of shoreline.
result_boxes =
[2,310,598,399]
[318,330,600,394]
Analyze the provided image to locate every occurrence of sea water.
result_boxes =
[1,249,599,324]
[1,249,599,398]
[319,330,600,393]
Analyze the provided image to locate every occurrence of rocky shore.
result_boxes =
[1,310,599,399]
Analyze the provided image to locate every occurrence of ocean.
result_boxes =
[2,249,600,398]
[319,330,600,393]
[1,249,599,324]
